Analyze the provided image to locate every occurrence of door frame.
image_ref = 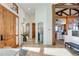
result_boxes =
[38,22,43,44]
[52,4,79,45]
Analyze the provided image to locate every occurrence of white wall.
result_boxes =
[18,6,27,46]
[35,4,52,45]
[45,4,52,45]
[35,5,46,44]
[16,17,19,45]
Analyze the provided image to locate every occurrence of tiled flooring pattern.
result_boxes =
[21,40,78,56]
[21,40,64,56]
[22,39,65,48]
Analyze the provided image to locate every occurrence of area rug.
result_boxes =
[44,48,73,56]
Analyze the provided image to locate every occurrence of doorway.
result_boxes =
[32,23,35,42]
[38,22,43,44]
[55,17,67,47]
[52,4,79,47]
[26,23,30,41]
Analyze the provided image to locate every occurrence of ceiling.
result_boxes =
[18,3,50,18]
[19,3,79,17]
[19,3,79,15]
[18,3,36,18]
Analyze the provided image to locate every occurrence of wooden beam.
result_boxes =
[55,5,79,8]
[60,12,62,16]
[56,8,79,16]
[56,8,68,13]
[56,12,61,16]
[72,9,79,12]
[56,11,69,16]
[56,12,63,16]
[73,12,78,16]
[69,8,71,16]
[52,5,56,45]
[78,13,79,16]
[56,8,68,16]
[62,11,69,16]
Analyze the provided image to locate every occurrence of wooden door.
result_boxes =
[0,5,17,48]
[32,23,35,39]
[0,6,4,35]
[3,7,16,48]
[4,10,16,47]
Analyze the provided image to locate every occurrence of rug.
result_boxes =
[44,48,73,56]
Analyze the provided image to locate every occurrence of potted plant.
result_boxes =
[21,32,28,42]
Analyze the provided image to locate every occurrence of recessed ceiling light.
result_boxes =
[28,8,31,10]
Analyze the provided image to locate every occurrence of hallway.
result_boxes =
[19,39,78,56]
[19,39,79,56]
[22,39,65,48]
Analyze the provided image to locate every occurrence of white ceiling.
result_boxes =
[18,3,50,18]
[19,3,36,18]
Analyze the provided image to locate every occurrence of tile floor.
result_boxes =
[19,40,78,56]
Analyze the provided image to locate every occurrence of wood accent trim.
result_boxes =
[13,3,18,13]
[55,5,79,8]
[56,8,68,13]
[52,5,56,45]
[69,8,71,16]
[62,11,69,16]
[55,15,76,18]
[66,17,68,33]
[56,8,79,16]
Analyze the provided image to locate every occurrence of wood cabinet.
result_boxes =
[0,5,17,48]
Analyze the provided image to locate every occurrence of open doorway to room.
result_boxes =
[26,23,30,41]
[32,23,36,43]
[55,17,66,47]
[52,3,79,48]
[38,22,43,44]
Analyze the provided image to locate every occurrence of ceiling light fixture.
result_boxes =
[28,8,31,11]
